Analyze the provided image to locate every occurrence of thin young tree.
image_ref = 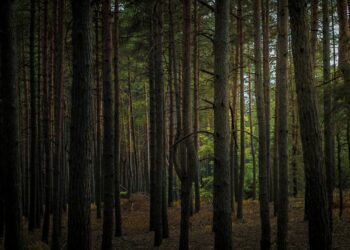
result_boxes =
[289,0,332,249]
[1,0,23,248]
[67,0,93,248]
[276,0,289,248]
[213,0,232,249]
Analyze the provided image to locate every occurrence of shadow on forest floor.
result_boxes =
[17,192,350,249]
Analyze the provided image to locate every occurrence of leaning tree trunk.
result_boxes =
[1,0,23,248]
[213,0,232,249]
[254,0,271,249]
[67,0,93,248]
[289,1,332,249]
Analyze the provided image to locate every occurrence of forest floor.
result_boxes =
[19,193,350,249]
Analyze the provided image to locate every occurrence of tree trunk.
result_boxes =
[52,1,65,249]
[29,0,38,232]
[336,132,343,218]
[289,1,332,249]
[193,0,201,214]
[262,0,271,202]
[254,0,271,248]
[94,4,102,220]
[101,0,115,248]
[276,0,289,248]
[236,0,244,220]
[114,0,122,237]
[41,0,52,243]
[213,0,232,249]
[67,0,93,248]
[1,0,23,248]
[153,1,165,246]
[322,0,334,230]
[247,62,257,201]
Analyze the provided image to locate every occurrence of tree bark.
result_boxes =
[0,0,23,248]
[289,1,332,249]
[213,0,232,249]
[236,0,244,220]
[322,0,334,230]
[276,0,289,248]
[254,0,271,248]
[67,0,93,248]
[114,0,122,237]
[101,0,115,248]
[193,0,201,214]
[41,0,52,243]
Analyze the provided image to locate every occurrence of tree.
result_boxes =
[276,0,288,248]
[101,0,115,248]
[52,1,65,248]
[178,0,200,248]
[153,1,166,246]
[67,0,93,248]
[114,0,122,237]
[322,0,334,229]
[213,0,232,249]
[254,0,271,248]
[236,0,244,220]
[41,0,52,243]
[29,0,38,232]
[0,0,23,248]
[289,0,332,249]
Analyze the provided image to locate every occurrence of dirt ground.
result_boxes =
[16,193,350,249]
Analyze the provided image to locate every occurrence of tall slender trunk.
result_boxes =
[41,0,52,243]
[114,0,122,237]
[254,0,271,248]
[101,0,115,248]
[262,0,271,202]
[1,0,23,248]
[179,0,199,248]
[276,0,289,248]
[322,0,334,230]
[247,61,257,200]
[231,17,239,206]
[193,0,201,214]
[168,0,175,206]
[29,0,38,232]
[52,1,65,249]
[289,1,332,249]
[94,4,102,220]
[213,0,232,249]
[336,132,343,218]
[67,0,93,248]
[153,1,165,246]
[236,0,244,220]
